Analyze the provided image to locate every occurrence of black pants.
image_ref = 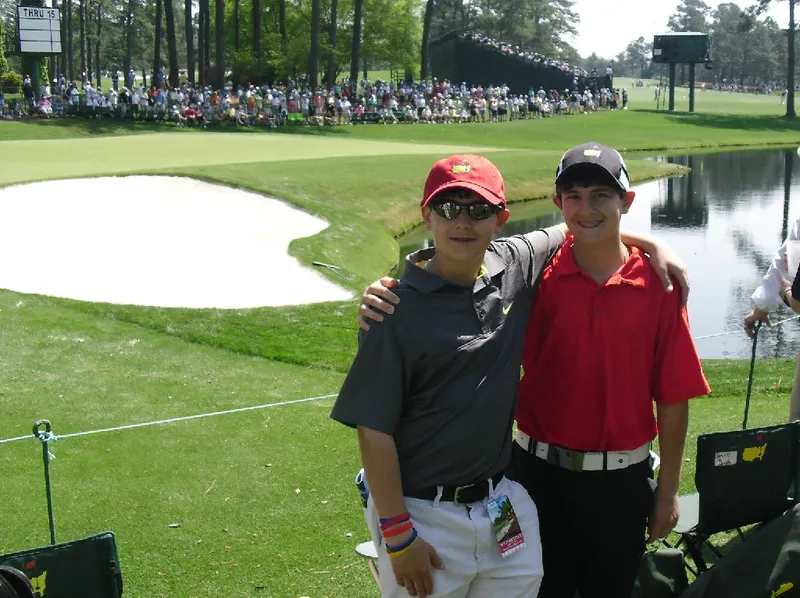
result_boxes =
[508,443,654,598]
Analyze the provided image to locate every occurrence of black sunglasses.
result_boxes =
[430,200,502,221]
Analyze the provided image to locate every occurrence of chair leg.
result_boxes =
[684,534,710,573]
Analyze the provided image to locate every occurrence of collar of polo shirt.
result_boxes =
[403,247,506,294]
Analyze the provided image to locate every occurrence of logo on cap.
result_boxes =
[583,149,602,157]
[451,162,472,175]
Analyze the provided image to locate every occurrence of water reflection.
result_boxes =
[396,148,800,359]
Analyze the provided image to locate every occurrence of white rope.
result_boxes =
[692,315,799,341]
[1,316,798,445]
[0,392,337,445]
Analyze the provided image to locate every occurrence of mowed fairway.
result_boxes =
[0,131,509,186]
[0,88,799,597]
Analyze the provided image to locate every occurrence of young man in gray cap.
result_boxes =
[511,142,709,597]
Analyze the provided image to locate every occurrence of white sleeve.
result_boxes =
[751,217,800,311]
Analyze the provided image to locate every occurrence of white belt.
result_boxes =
[515,431,651,472]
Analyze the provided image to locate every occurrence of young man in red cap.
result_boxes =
[355,144,697,597]
[332,154,563,598]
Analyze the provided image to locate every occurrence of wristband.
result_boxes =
[386,528,418,557]
[379,512,410,530]
[382,521,413,538]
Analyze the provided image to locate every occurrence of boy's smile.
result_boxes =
[555,184,635,246]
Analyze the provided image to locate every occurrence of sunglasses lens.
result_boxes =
[431,201,497,220]
[468,204,495,220]
[432,201,462,220]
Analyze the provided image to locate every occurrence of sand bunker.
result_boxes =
[0,176,352,308]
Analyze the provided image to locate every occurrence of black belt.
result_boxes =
[405,472,504,505]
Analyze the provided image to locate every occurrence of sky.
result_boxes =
[569,0,790,58]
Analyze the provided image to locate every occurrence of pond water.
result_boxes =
[397,148,800,359]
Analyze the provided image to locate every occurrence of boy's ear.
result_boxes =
[495,208,510,232]
[552,195,563,210]
[422,206,433,231]
[621,191,636,214]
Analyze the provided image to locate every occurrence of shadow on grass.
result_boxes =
[19,116,353,138]
[637,109,800,133]
[17,116,168,136]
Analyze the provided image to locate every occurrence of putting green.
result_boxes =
[0,131,505,186]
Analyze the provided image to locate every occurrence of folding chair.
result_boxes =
[668,422,799,574]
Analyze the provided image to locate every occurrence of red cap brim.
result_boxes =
[422,180,505,207]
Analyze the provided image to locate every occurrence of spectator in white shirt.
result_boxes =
[744,216,800,421]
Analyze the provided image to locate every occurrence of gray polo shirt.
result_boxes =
[331,226,564,491]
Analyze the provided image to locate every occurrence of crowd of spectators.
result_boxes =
[2,71,626,127]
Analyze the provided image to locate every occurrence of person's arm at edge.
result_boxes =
[358,426,444,597]
[750,219,798,313]
[745,234,795,336]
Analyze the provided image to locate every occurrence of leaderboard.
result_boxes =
[17,6,62,54]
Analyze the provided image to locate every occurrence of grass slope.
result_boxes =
[0,88,797,596]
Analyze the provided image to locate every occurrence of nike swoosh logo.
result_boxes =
[503,302,513,315]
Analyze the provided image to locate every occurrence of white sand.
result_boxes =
[0,176,352,308]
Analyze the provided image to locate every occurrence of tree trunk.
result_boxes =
[252,0,261,60]
[123,0,133,84]
[349,0,363,88]
[215,0,225,89]
[788,0,796,119]
[153,0,163,87]
[197,0,206,85]
[79,0,86,82]
[234,0,240,50]
[95,0,100,89]
[420,0,434,81]
[203,0,210,81]
[66,0,74,81]
[326,0,338,88]
[165,0,179,87]
[309,0,320,88]
[86,0,92,82]
[185,0,195,84]
[54,0,61,83]
[279,0,286,56]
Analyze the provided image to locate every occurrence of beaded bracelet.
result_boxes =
[386,528,418,558]
[382,520,413,538]
[379,512,410,531]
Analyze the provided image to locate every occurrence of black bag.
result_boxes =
[632,548,689,598]
[679,505,800,598]
[0,532,123,598]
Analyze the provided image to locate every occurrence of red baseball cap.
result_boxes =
[422,155,506,207]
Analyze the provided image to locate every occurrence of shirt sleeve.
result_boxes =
[752,217,800,311]
[329,318,406,435]
[652,288,711,404]
[493,225,565,291]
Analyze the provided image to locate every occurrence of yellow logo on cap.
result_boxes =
[451,162,472,175]
[583,149,602,157]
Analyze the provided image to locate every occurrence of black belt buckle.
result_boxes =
[453,481,486,505]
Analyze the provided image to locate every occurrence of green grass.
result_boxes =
[0,87,798,596]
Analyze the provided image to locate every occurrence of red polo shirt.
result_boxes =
[517,240,710,452]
